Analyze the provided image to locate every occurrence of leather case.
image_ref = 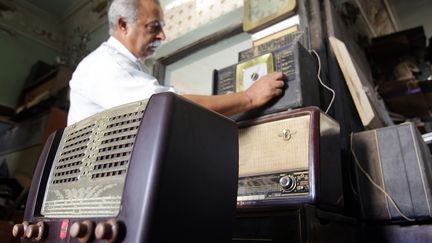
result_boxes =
[352,123,432,221]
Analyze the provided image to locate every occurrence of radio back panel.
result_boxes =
[236,107,342,209]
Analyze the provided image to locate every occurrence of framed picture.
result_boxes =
[243,0,297,33]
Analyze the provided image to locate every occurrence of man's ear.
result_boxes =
[117,17,128,34]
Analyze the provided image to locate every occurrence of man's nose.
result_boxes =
[156,29,166,41]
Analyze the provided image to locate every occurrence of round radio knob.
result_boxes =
[25,221,45,241]
[12,221,29,238]
[95,219,119,242]
[70,220,94,242]
[279,175,296,192]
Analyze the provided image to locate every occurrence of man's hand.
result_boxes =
[244,72,285,108]
[183,72,285,116]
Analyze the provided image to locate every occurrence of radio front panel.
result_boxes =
[214,42,321,121]
[41,101,147,218]
[236,107,342,209]
[237,170,310,203]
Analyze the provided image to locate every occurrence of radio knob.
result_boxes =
[70,220,95,242]
[25,221,45,241]
[279,175,296,192]
[95,219,119,242]
[12,221,29,238]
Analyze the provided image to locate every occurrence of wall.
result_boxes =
[332,0,398,38]
[0,0,108,109]
[0,145,41,179]
[0,31,59,107]
[0,0,64,108]
[391,0,432,39]
[153,0,245,94]
[87,22,109,51]
[332,0,432,40]
[0,0,246,110]
[2,0,432,109]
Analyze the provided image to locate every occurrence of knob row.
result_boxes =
[13,219,119,243]
[12,221,45,241]
[70,219,119,242]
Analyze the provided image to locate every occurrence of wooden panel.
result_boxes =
[329,36,380,128]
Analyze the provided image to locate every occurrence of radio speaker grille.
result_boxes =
[239,115,310,177]
[41,100,147,218]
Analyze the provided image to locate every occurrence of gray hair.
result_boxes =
[108,0,140,35]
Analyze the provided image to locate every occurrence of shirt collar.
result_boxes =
[106,36,142,65]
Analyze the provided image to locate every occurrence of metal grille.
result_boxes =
[239,115,310,177]
[41,100,147,218]
[52,124,94,184]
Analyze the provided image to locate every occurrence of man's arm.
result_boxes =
[184,72,285,116]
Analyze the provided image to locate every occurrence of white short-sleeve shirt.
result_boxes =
[67,37,174,125]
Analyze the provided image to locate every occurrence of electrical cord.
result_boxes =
[310,49,335,114]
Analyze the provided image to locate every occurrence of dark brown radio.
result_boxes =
[236,107,342,209]
[12,92,239,243]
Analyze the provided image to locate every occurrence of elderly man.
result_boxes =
[67,0,285,125]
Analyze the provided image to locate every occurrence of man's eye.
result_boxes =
[146,22,163,32]
[150,25,159,31]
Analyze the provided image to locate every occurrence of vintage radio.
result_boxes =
[214,42,320,121]
[12,92,239,243]
[236,107,342,209]
[351,123,432,221]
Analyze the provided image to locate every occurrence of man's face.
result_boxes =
[124,0,166,58]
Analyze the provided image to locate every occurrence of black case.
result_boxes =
[214,42,321,121]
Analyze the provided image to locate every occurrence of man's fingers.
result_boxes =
[275,89,283,96]
[273,71,283,76]
[274,80,285,88]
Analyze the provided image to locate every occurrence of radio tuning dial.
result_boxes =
[279,175,296,192]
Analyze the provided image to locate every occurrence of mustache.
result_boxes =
[148,40,162,49]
